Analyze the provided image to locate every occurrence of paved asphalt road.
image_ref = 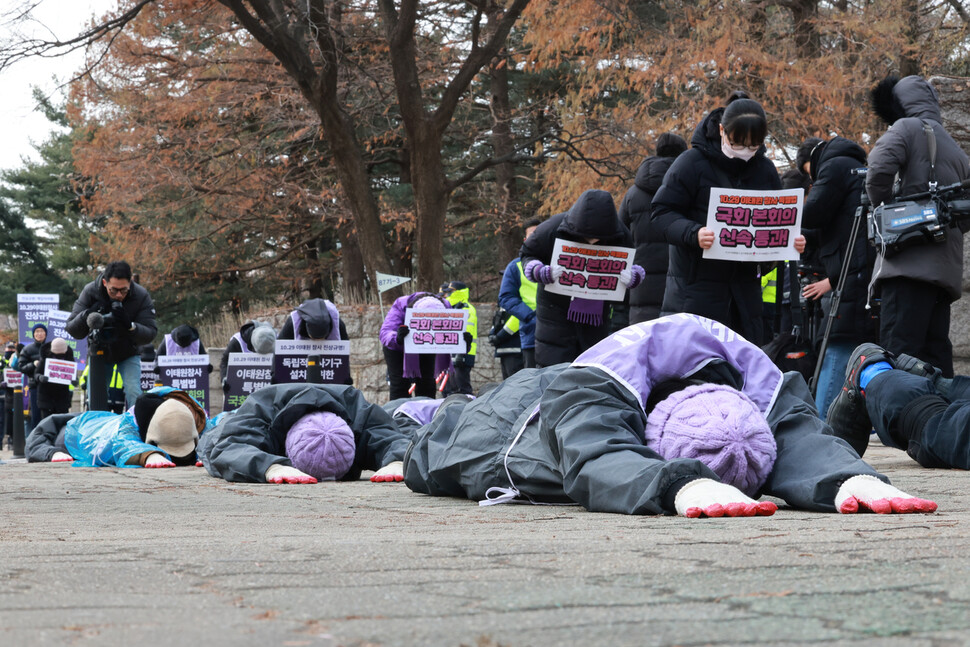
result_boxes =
[2,442,969,647]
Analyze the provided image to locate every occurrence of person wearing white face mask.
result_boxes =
[650,91,805,345]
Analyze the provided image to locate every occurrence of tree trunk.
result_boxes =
[487,26,522,267]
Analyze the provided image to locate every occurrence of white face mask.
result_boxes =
[720,127,760,161]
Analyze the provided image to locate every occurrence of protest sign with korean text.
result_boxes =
[273,340,350,384]
[223,353,274,411]
[3,369,23,389]
[47,309,88,374]
[403,309,469,354]
[17,294,58,345]
[543,239,635,301]
[156,354,211,413]
[140,361,157,392]
[704,188,804,262]
[43,359,78,386]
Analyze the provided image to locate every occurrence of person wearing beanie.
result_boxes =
[219,321,277,392]
[18,323,49,429]
[651,93,807,346]
[865,75,970,379]
[34,337,76,421]
[618,132,688,324]
[520,189,643,366]
[26,386,211,466]
[379,291,453,399]
[197,383,411,484]
[405,313,936,518]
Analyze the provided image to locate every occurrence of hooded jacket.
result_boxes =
[649,108,781,337]
[619,155,679,321]
[278,299,348,341]
[519,190,633,361]
[157,324,206,358]
[404,313,885,514]
[198,383,410,482]
[64,273,158,364]
[35,341,75,412]
[802,137,877,344]
[866,75,970,300]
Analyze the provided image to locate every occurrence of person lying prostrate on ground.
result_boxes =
[25,413,80,463]
[198,383,411,484]
[404,313,936,517]
[42,386,210,468]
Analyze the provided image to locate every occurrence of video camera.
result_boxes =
[86,310,117,350]
[869,178,970,257]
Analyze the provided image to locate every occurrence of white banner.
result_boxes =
[703,187,804,262]
[404,308,469,354]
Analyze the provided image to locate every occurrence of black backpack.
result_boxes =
[761,332,817,383]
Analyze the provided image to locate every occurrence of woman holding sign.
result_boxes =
[379,292,453,399]
[651,93,805,345]
[35,337,76,420]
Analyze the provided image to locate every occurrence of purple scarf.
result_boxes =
[567,297,604,326]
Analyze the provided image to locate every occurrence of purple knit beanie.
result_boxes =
[412,296,445,310]
[285,411,356,481]
[644,383,776,496]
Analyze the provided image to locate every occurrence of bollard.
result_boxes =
[306,355,323,384]
[12,384,25,458]
[88,349,110,412]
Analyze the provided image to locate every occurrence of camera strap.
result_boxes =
[922,119,937,189]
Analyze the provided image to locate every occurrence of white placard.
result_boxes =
[543,239,634,301]
[703,187,804,262]
[43,359,77,386]
[403,308,469,354]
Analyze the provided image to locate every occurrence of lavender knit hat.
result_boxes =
[412,296,445,310]
[644,383,776,496]
[285,411,356,481]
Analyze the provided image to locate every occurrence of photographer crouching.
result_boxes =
[65,261,158,411]
[866,75,970,378]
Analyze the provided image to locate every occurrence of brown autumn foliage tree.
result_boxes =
[521,0,970,214]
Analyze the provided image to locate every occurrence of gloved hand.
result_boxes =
[673,478,778,518]
[144,452,176,468]
[529,262,563,285]
[153,365,160,374]
[111,301,130,330]
[207,364,214,374]
[396,325,410,346]
[265,463,317,484]
[835,475,937,514]
[221,378,229,391]
[463,332,473,353]
[36,375,49,384]
[487,333,499,346]
[71,379,79,387]
[370,461,405,483]
[51,451,73,462]
[619,265,646,289]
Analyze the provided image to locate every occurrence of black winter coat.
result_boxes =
[520,190,633,365]
[18,341,44,387]
[619,155,676,322]
[36,342,75,412]
[801,137,877,345]
[650,107,781,341]
[65,274,158,364]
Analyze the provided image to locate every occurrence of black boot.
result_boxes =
[825,343,894,457]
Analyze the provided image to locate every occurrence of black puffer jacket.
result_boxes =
[866,76,970,301]
[65,274,158,364]
[802,137,877,344]
[520,190,633,365]
[619,155,677,322]
[650,108,781,340]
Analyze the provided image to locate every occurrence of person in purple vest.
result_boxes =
[219,321,277,393]
[278,298,349,342]
[380,292,453,400]
[404,313,937,518]
[155,324,213,376]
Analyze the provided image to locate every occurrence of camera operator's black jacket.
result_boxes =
[650,107,781,342]
[619,154,677,323]
[65,274,158,364]
[866,76,970,301]
[802,137,877,344]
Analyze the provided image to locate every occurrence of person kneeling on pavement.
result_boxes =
[25,386,209,467]
[827,342,970,472]
[198,383,412,484]
[404,313,936,517]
